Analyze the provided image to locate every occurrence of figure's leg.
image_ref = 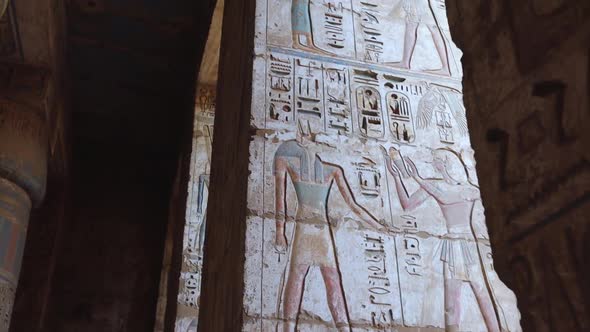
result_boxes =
[444,265,463,332]
[283,264,310,332]
[425,25,451,76]
[470,280,501,332]
[390,22,419,69]
[320,266,351,332]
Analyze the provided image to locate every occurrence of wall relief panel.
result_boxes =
[240,1,523,327]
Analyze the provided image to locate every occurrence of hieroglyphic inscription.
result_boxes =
[295,59,324,133]
[268,54,294,123]
[357,1,384,62]
[353,70,384,139]
[354,158,381,197]
[324,65,352,135]
[323,1,346,50]
[400,215,422,276]
[363,234,395,328]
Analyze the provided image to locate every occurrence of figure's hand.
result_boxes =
[404,157,419,178]
[275,232,288,253]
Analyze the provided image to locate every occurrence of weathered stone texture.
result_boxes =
[446,1,590,331]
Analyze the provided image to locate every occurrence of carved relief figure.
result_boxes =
[275,124,386,332]
[391,0,451,76]
[417,85,468,144]
[291,0,331,54]
[383,147,501,332]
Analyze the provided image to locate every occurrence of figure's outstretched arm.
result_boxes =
[274,158,288,250]
[404,158,465,205]
[392,174,430,210]
[332,167,385,231]
[381,148,430,210]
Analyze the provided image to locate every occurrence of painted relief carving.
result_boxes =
[269,54,295,123]
[238,0,521,331]
[324,66,352,135]
[387,92,415,144]
[356,86,384,139]
[390,0,451,76]
[274,126,387,332]
[176,87,215,328]
[277,0,460,76]
[417,85,468,144]
[291,0,331,55]
[295,59,325,133]
[383,147,502,332]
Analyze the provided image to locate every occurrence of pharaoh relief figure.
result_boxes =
[390,0,451,76]
[383,147,502,332]
[274,122,387,332]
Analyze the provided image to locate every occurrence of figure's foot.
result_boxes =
[336,323,352,332]
[293,42,335,56]
[282,320,295,332]
[446,324,460,332]
[424,67,451,76]
[293,33,335,56]
[386,61,411,70]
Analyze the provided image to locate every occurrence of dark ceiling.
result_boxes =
[12,0,218,330]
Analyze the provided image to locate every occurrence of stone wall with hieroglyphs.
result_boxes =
[173,86,215,332]
[241,0,522,331]
[445,1,590,331]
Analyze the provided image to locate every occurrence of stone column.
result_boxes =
[0,66,47,331]
[200,0,521,331]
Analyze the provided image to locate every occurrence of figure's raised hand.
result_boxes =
[381,146,401,177]
[404,157,419,178]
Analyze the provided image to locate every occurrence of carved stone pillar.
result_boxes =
[0,65,48,331]
[200,0,521,331]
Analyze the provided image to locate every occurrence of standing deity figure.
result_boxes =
[391,0,451,76]
[291,0,332,55]
[383,147,501,332]
[275,127,385,332]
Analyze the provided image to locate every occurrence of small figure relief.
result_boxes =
[188,174,210,257]
[388,0,452,76]
[353,157,381,197]
[295,59,325,133]
[400,215,423,276]
[357,1,384,62]
[382,147,502,332]
[363,235,396,328]
[386,92,415,144]
[197,87,216,115]
[274,126,387,332]
[324,67,352,135]
[269,54,295,123]
[417,85,468,145]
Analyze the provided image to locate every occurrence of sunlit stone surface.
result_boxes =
[241,0,521,331]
